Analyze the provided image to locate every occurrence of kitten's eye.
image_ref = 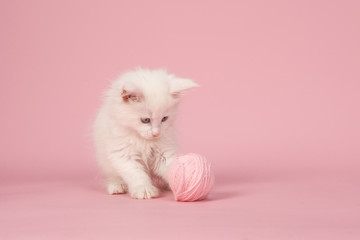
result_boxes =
[161,116,168,122]
[141,118,151,124]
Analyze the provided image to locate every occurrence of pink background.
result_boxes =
[1,0,359,239]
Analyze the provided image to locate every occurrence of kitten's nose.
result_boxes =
[152,128,160,137]
[152,132,160,137]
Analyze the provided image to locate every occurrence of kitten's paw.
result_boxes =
[107,182,128,194]
[130,184,159,199]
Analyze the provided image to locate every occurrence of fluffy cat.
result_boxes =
[93,68,198,199]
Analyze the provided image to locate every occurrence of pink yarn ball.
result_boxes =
[168,153,214,202]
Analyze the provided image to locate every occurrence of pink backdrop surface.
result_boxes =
[1,0,359,239]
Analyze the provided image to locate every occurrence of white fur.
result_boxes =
[93,68,198,199]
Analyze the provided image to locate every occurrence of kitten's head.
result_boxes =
[112,68,198,140]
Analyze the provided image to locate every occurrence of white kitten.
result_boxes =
[93,68,198,199]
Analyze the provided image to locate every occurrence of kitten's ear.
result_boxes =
[120,83,143,103]
[170,78,199,98]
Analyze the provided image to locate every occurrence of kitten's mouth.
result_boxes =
[150,136,160,140]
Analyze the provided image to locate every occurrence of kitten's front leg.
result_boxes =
[154,151,176,187]
[110,154,159,199]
